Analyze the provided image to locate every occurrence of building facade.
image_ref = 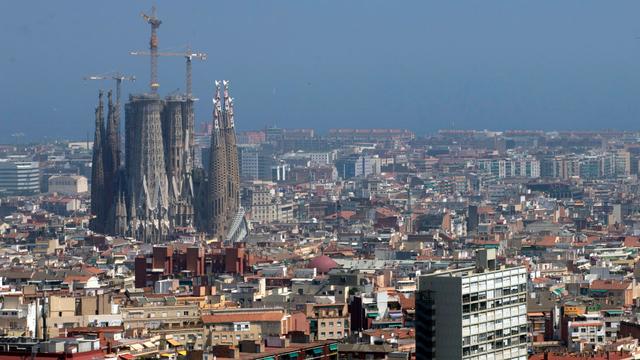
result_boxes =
[416,250,528,360]
[48,175,88,195]
[0,160,40,195]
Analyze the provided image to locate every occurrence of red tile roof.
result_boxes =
[529,352,629,359]
[590,280,631,291]
[63,274,93,283]
[201,311,285,324]
[624,236,640,248]
[569,322,603,327]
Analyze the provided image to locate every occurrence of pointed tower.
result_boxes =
[103,91,119,232]
[128,189,138,238]
[105,90,120,178]
[114,192,128,236]
[207,82,229,238]
[221,80,240,223]
[90,91,106,233]
[124,94,169,243]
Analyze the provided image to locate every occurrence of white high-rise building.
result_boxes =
[417,249,528,360]
[0,160,40,195]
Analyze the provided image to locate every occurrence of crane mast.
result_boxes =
[141,6,161,93]
[186,55,193,98]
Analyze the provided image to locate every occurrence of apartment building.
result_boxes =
[201,308,289,346]
[304,303,350,341]
[566,314,606,352]
[121,296,200,338]
[416,249,528,360]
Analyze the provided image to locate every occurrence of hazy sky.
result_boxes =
[2,1,640,142]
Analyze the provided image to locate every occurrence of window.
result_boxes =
[234,322,250,332]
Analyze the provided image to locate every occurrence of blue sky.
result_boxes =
[2,1,640,142]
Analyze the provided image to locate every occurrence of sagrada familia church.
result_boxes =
[90,81,247,243]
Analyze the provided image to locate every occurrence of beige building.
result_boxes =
[249,183,295,224]
[47,294,117,336]
[33,237,65,256]
[304,303,350,341]
[121,297,200,338]
[0,293,35,337]
[48,175,88,195]
[202,308,289,346]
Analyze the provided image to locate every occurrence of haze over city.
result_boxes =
[7,3,640,360]
[3,1,640,142]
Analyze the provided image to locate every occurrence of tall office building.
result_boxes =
[467,205,479,234]
[0,160,40,196]
[238,144,276,181]
[416,249,528,360]
[335,154,375,179]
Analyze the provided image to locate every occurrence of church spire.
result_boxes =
[207,82,229,239]
[90,91,106,233]
[220,80,240,227]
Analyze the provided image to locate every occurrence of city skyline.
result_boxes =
[5,3,640,360]
[4,1,640,143]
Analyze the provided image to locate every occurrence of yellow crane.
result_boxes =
[130,48,207,98]
[141,6,161,93]
[83,73,136,105]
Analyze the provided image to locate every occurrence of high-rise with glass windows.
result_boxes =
[0,160,40,196]
[416,249,528,360]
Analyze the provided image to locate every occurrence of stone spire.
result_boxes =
[114,191,128,236]
[122,94,170,243]
[90,91,106,233]
[221,80,240,224]
[105,90,120,178]
[207,82,229,238]
[104,91,120,232]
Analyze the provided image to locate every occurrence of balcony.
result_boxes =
[0,309,26,319]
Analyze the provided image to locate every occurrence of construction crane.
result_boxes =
[83,73,136,105]
[130,48,207,98]
[141,6,162,93]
